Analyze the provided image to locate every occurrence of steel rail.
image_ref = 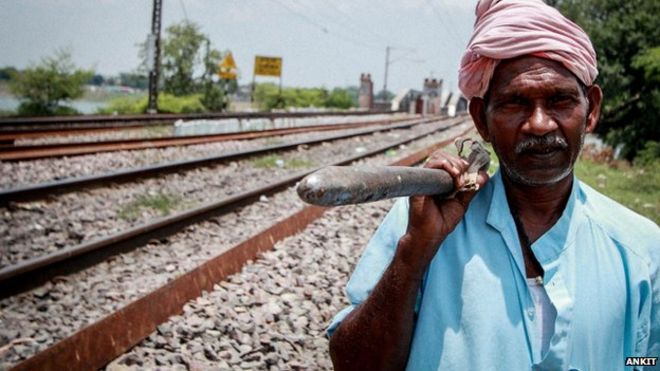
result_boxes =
[0,113,411,143]
[0,116,467,298]
[0,116,415,160]
[8,121,474,371]
[0,110,397,130]
[0,124,150,143]
[0,116,441,206]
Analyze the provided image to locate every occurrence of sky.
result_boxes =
[0,0,478,95]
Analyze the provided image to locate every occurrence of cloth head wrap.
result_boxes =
[458,0,598,100]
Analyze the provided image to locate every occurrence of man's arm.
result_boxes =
[329,151,489,370]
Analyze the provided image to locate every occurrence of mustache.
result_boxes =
[515,134,568,155]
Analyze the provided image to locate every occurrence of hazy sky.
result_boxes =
[0,0,477,94]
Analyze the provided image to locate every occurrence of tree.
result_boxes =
[161,21,208,96]
[375,89,395,102]
[552,0,660,160]
[0,66,17,81]
[254,84,357,110]
[327,88,356,109]
[10,50,93,116]
[119,72,148,90]
[199,42,225,111]
[88,74,105,86]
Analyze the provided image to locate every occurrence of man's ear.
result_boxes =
[585,85,602,134]
[469,97,490,142]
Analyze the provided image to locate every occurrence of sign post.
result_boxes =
[252,56,283,106]
[218,52,238,80]
[217,52,238,110]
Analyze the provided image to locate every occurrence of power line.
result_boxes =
[319,1,391,45]
[179,0,189,23]
[267,0,382,51]
[424,0,465,50]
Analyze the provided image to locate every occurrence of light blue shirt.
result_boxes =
[328,170,660,370]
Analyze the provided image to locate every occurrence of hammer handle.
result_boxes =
[297,166,454,206]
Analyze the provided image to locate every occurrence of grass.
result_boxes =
[118,192,182,221]
[385,149,398,157]
[575,157,659,224]
[98,93,205,114]
[252,154,315,169]
[143,125,172,138]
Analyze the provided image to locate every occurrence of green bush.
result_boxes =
[159,93,205,113]
[98,93,206,114]
[17,102,79,116]
[635,141,660,166]
[10,49,93,116]
[254,83,356,110]
[0,109,16,117]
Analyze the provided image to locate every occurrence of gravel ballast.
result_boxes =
[0,120,470,269]
[108,199,395,370]
[3,114,409,188]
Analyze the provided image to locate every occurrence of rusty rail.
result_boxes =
[0,117,440,206]
[0,110,397,131]
[8,120,474,371]
[0,116,414,160]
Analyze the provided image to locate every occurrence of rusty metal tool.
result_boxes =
[297,138,491,206]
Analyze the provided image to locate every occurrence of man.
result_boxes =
[327,0,659,370]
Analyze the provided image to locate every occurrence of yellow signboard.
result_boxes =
[218,52,238,80]
[254,56,282,77]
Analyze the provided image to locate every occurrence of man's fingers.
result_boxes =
[476,170,489,188]
[424,152,471,189]
[454,171,490,207]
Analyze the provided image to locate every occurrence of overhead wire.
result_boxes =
[179,0,190,23]
[424,0,466,50]
[266,0,383,51]
[318,1,390,45]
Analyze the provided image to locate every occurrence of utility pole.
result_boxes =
[147,0,163,114]
[382,46,390,102]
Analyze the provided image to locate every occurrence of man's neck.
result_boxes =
[502,172,574,244]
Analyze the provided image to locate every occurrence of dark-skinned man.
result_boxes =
[327,0,659,370]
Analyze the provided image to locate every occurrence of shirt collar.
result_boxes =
[485,170,582,265]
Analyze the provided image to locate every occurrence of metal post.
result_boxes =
[147,0,162,114]
[250,73,256,104]
[382,46,390,102]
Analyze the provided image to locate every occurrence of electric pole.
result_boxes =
[382,46,390,102]
[147,0,163,114]
[381,46,422,103]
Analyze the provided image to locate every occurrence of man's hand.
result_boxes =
[398,150,490,271]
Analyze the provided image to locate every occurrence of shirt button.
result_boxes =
[527,308,535,320]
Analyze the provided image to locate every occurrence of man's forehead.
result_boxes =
[489,56,581,95]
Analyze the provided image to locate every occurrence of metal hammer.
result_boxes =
[296,139,491,206]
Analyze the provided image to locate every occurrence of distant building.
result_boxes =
[392,77,467,117]
[445,93,468,116]
[391,88,422,114]
[422,78,443,115]
[358,73,373,110]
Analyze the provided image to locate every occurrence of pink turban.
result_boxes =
[458,0,598,100]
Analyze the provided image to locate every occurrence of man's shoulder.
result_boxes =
[577,179,659,259]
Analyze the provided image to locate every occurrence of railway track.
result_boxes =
[1,116,475,370]
[0,110,396,137]
[0,116,415,160]
[0,116,466,289]
[0,116,439,205]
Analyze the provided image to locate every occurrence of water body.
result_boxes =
[0,96,108,114]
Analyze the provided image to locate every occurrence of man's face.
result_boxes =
[472,56,600,186]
